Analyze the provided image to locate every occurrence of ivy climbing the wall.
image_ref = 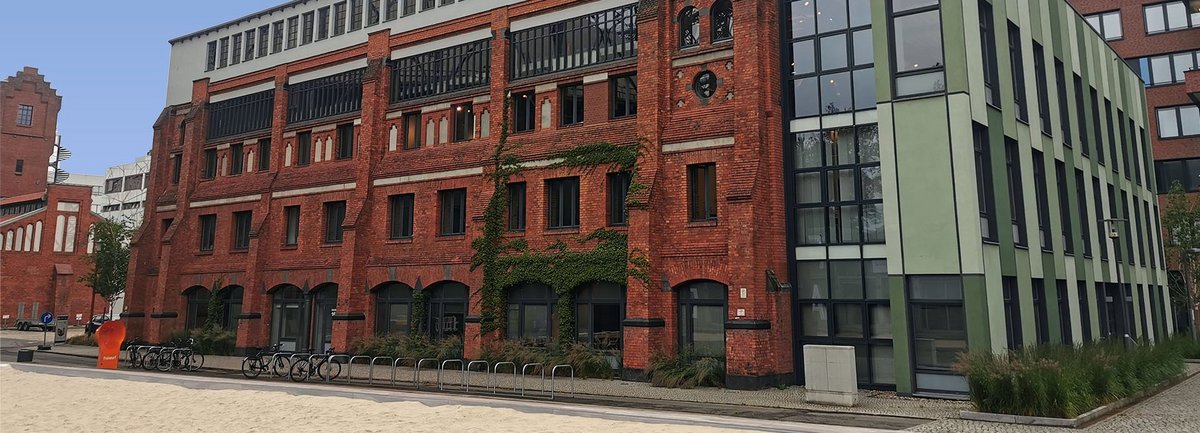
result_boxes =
[471,94,650,349]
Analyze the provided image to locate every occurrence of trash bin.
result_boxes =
[16,349,34,362]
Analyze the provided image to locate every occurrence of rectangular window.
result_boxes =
[286,17,299,49]
[122,175,142,191]
[336,124,354,159]
[401,113,421,149]
[513,91,536,132]
[350,0,363,31]
[1129,50,1199,86]
[231,34,242,65]
[244,30,256,61]
[1032,42,1051,135]
[172,154,182,184]
[1002,276,1023,349]
[283,206,300,246]
[258,139,272,171]
[1090,88,1104,163]
[219,37,229,68]
[1005,139,1027,246]
[14,159,23,175]
[302,12,315,45]
[272,20,284,53]
[199,215,217,252]
[1033,279,1049,345]
[974,123,997,242]
[386,0,398,21]
[15,104,33,127]
[979,1,1000,106]
[1075,75,1089,155]
[1055,60,1071,146]
[1032,150,1051,250]
[1144,1,1200,34]
[611,74,637,118]
[403,0,416,15]
[297,132,312,166]
[257,25,270,58]
[1084,10,1123,40]
[1008,23,1028,122]
[546,177,581,229]
[388,194,414,239]
[507,183,526,231]
[510,4,638,81]
[368,0,380,26]
[334,2,347,36]
[1157,105,1200,138]
[453,103,473,142]
[1120,114,1131,179]
[232,211,252,250]
[439,189,467,235]
[421,0,435,12]
[388,39,491,102]
[206,41,217,71]
[891,2,945,96]
[908,275,966,374]
[688,163,718,221]
[203,148,218,179]
[324,201,346,243]
[1076,170,1092,256]
[285,68,364,124]
[318,7,330,40]
[1093,177,1108,260]
[1078,281,1092,342]
[1105,100,1117,170]
[1057,280,1072,345]
[230,143,244,175]
[560,84,584,126]
[608,172,631,226]
[1056,161,1073,254]
[105,178,123,194]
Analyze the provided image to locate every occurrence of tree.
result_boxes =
[80,219,133,317]
[1162,182,1200,335]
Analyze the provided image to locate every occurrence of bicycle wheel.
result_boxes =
[289,360,310,382]
[187,353,204,371]
[271,357,291,378]
[141,352,160,371]
[242,358,262,378]
[156,353,174,372]
[318,359,342,381]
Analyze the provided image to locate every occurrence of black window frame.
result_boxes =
[336,123,355,159]
[889,1,946,98]
[452,102,473,142]
[302,11,315,45]
[334,1,347,36]
[350,0,364,31]
[711,0,733,42]
[1002,276,1023,349]
[607,172,631,226]
[206,41,217,71]
[219,37,229,68]
[1057,280,1072,344]
[546,177,581,230]
[286,68,365,124]
[1004,138,1027,247]
[509,4,638,80]
[232,210,252,250]
[974,123,997,242]
[1156,105,1200,139]
[439,188,467,236]
[1055,59,1072,146]
[257,25,270,58]
[286,16,299,50]
[506,283,558,346]
[389,38,491,103]
[688,163,717,222]
[1143,1,1200,34]
[318,7,330,40]
[203,148,218,180]
[1076,169,1092,257]
[560,84,584,126]
[1084,10,1123,40]
[610,74,637,119]
[324,201,347,244]
[244,29,256,61]
[401,112,421,150]
[15,104,33,127]
[1032,149,1051,251]
[979,0,1000,106]
[1009,22,1028,122]
[678,6,700,48]
[258,138,272,171]
[199,214,217,252]
[788,0,877,118]
[388,193,414,239]
[231,33,242,65]
[1056,160,1074,254]
[206,89,274,140]
[1033,278,1050,345]
[1032,42,1051,136]
[272,20,284,53]
[230,142,245,175]
[677,280,727,358]
[513,91,536,132]
[296,131,312,166]
[507,182,526,232]
[283,205,300,246]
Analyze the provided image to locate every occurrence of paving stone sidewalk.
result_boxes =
[38,344,966,420]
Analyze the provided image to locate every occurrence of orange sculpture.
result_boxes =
[95,320,126,369]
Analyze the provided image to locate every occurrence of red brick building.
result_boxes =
[1068,0,1200,330]
[1,67,106,327]
[125,0,790,388]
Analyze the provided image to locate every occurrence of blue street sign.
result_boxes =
[40,312,54,325]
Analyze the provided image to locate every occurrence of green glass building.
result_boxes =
[782,0,1171,396]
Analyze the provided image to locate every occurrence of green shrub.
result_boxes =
[646,347,725,389]
[163,326,236,356]
[66,334,98,346]
[348,334,463,364]
[1162,335,1200,359]
[955,341,1184,418]
[478,340,618,379]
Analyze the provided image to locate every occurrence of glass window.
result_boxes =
[232,211,252,250]
[507,283,557,346]
[507,182,526,231]
[1085,11,1122,40]
[797,261,829,299]
[611,74,637,118]
[546,177,580,229]
[336,124,354,159]
[374,283,413,335]
[909,275,965,369]
[199,214,216,251]
[514,91,535,132]
[712,0,733,42]
[560,84,584,126]
[439,188,467,235]
[388,194,414,239]
[792,124,883,245]
[789,0,875,118]
[679,6,700,48]
[1145,1,1199,34]
[297,132,312,166]
[891,5,944,96]
[688,163,718,221]
[607,172,631,226]
[576,282,624,351]
[678,281,726,357]
[283,206,300,246]
[453,103,473,142]
[324,201,346,243]
[258,139,272,171]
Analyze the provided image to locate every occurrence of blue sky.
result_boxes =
[1,0,277,176]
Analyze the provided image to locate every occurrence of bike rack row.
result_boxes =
[243,350,577,399]
[124,344,202,372]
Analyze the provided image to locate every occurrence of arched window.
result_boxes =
[575,282,624,352]
[183,286,210,330]
[217,286,244,331]
[711,0,733,42]
[426,281,468,340]
[679,6,700,48]
[374,282,413,336]
[270,285,306,351]
[677,280,726,357]
[507,282,557,346]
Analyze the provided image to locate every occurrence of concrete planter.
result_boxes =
[958,370,1195,428]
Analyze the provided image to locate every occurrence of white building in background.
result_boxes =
[97,155,150,227]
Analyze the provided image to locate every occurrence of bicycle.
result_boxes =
[157,339,204,372]
[289,349,342,382]
[241,344,290,379]
[141,346,167,371]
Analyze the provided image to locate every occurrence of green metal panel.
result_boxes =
[941,0,969,94]
[893,97,962,274]
[889,275,913,394]
[1015,249,1037,347]
[872,0,893,100]
[963,274,992,351]
[1042,252,1063,344]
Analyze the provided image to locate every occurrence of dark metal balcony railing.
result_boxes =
[510,3,638,80]
[287,68,366,124]
[389,38,492,103]
[206,90,274,140]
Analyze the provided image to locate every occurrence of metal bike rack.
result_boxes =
[346,355,372,382]
[268,352,294,377]
[465,360,489,393]
[126,345,141,367]
[390,358,413,386]
[414,358,438,389]
[438,359,465,391]
[326,354,350,383]
[368,357,393,385]
[520,363,545,397]
[490,362,516,394]
[550,365,575,399]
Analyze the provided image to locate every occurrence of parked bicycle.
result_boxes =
[241,344,291,379]
[140,346,168,371]
[156,339,204,372]
[289,349,342,382]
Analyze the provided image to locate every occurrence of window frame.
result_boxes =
[610,74,638,119]
[452,102,473,142]
[232,210,253,251]
[401,113,422,150]
[439,188,467,236]
[199,214,217,252]
[1004,138,1027,247]
[1156,105,1200,139]
[230,143,245,175]
[324,201,347,244]
[888,1,946,98]
[607,172,631,226]
[545,177,581,230]
[978,1,1000,107]
[687,163,718,222]
[283,205,301,246]
[560,84,584,126]
[678,6,700,49]
[711,0,733,42]
[1143,1,1200,35]
[1084,10,1123,40]
[1008,22,1028,122]
[336,123,355,159]
[258,138,272,171]
[507,182,527,232]
[388,193,414,239]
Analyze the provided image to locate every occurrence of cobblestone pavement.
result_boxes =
[41,344,968,420]
[909,365,1200,433]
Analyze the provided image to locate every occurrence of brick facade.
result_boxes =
[127,0,792,388]
[1,67,58,199]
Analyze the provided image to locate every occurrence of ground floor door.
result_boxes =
[310,285,338,352]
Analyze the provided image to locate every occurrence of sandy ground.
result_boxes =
[0,367,756,433]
